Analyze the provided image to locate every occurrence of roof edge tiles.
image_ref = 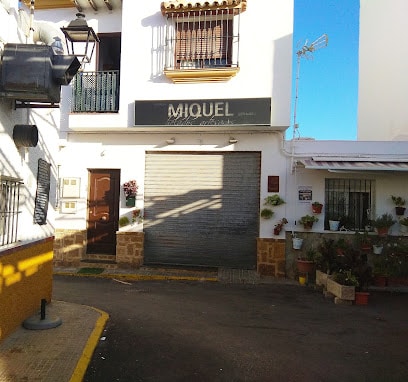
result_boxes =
[161,0,247,15]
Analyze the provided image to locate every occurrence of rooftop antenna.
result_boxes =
[292,33,328,140]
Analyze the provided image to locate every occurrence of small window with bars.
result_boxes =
[0,176,23,246]
[325,178,375,231]
[164,9,240,71]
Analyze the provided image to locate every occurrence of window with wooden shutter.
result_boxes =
[175,18,232,69]
[161,1,246,83]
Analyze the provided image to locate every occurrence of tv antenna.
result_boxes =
[292,34,328,139]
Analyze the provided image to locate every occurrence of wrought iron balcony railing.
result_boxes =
[71,70,120,113]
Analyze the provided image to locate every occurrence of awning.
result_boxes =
[299,159,408,172]
[161,0,247,14]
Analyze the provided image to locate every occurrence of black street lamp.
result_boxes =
[60,13,99,65]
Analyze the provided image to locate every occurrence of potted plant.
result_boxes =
[260,208,274,219]
[372,236,384,254]
[328,215,341,231]
[119,216,130,228]
[327,270,359,301]
[391,195,406,216]
[292,234,304,250]
[264,194,285,206]
[123,179,139,207]
[273,218,288,235]
[311,201,323,214]
[372,213,396,236]
[299,214,319,229]
[353,231,371,253]
[296,246,318,274]
[399,217,408,234]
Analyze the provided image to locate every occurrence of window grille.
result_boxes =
[164,9,240,70]
[0,176,23,246]
[325,178,375,231]
[34,159,51,225]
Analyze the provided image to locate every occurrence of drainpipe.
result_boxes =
[33,20,65,54]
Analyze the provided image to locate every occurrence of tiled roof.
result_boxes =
[161,0,247,14]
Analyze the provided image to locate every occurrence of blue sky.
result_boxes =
[290,0,359,140]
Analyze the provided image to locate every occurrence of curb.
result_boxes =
[53,271,219,283]
[69,306,109,382]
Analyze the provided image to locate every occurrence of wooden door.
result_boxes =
[87,169,120,254]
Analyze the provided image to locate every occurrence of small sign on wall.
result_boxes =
[298,186,312,202]
[267,176,279,192]
[61,177,80,198]
[61,201,77,214]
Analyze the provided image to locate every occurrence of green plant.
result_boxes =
[312,201,322,206]
[372,213,396,229]
[332,270,359,287]
[391,195,406,207]
[305,246,320,262]
[119,216,130,227]
[299,215,319,225]
[260,208,274,219]
[353,231,371,248]
[264,194,285,206]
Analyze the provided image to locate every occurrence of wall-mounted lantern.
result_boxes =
[60,13,99,65]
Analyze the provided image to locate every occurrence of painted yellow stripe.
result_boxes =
[69,307,109,382]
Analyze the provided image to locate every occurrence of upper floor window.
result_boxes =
[161,0,247,83]
[325,178,375,231]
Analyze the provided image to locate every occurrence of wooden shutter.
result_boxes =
[176,19,231,62]
[34,158,51,225]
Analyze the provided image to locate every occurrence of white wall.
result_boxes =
[358,0,408,141]
[0,1,56,243]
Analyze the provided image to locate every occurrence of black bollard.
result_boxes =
[40,298,46,320]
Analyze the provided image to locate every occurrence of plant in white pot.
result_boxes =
[399,217,408,234]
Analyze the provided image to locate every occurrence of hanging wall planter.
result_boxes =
[126,196,136,207]
[311,202,323,214]
[292,237,303,250]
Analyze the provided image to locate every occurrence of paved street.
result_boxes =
[53,275,408,382]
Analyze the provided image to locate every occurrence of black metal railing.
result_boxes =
[71,70,120,113]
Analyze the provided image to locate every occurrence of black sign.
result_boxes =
[134,98,271,126]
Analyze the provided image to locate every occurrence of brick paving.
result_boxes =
[0,300,104,382]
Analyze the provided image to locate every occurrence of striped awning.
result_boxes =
[299,159,408,172]
[161,0,247,14]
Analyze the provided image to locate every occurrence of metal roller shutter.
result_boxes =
[144,152,260,268]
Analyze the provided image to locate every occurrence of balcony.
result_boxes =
[71,71,120,113]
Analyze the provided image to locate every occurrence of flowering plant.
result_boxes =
[273,218,288,235]
[123,180,138,198]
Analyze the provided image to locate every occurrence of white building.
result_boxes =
[358,0,408,141]
[2,0,408,280]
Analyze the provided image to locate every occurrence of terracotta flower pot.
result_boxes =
[312,204,323,214]
[355,291,369,305]
[296,259,315,274]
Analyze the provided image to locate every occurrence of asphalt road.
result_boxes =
[53,275,408,382]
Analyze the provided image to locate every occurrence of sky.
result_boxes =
[290,0,359,140]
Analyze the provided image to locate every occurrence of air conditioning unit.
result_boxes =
[0,43,80,103]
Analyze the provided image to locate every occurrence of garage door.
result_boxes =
[144,152,260,269]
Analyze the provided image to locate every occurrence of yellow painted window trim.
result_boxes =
[164,67,239,83]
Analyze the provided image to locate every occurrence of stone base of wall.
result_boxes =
[257,238,286,277]
[53,229,86,267]
[116,231,144,268]
[54,229,145,269]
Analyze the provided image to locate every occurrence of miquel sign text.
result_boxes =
[134,98,271,126]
